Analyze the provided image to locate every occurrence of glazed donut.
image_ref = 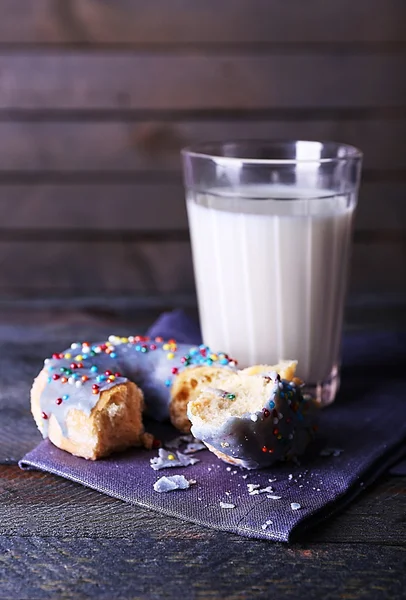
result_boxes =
[187,369,318,469]
[31,336,237,459]
[170,359,300,434]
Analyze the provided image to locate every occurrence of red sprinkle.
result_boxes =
[262,446,268,453]
[273,428,279,436]
[52,374,60,380]
[42,412,48,419]
[52,353,60,360]
[104,370,112,376]
[149,344,157,351]
[76,362,83,369]
[114,372,121,378]
[263,409,270,418]
[171,367,179,375]
[268,448,274,454]
[92,384,99,390]
[70,362,77,369]
[56,398,63,405]
[155,337,163,343]
[152,439,161,449]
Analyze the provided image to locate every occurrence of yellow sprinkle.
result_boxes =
[106,342,112,347]
[168,454,175,460]
[163,344,170,351]
[210,354,218,361]
[109,375,116,381]
[75,355,83,361]
[64,353,72,359]
[167,352,175,360]
[120,337,128,343]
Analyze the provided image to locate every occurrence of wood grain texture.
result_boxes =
[0,467,405,599]
[0,183,404,232]
[0,54,405,110]
[0,119,405,171]
[0,236,405,297]
[0,239,194,295]
[1,535,404,600]
[1,466,405,545]
[0,0,404,45]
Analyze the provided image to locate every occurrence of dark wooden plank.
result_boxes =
[0,184,188,231]
[1,535,404,600]
[0,236,405,297]
[0,239,195,295]
[0,183,404,233]
[0,0,404,45]
[1,466,405,545]
[0,119,405,171]
[0,53,405,110]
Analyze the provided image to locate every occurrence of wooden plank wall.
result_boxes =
[0,0,405,306]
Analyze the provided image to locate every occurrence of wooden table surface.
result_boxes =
[1,307,405,600]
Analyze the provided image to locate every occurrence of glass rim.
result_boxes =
[181,139,363,165]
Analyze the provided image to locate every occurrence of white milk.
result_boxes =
[187,185,355,384]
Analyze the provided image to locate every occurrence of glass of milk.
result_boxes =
[181,141,362,405]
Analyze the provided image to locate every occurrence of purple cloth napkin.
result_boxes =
[19,311,406,542]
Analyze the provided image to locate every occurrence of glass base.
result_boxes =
[303,364,340,407]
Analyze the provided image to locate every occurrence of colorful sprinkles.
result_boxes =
[38,336,237,437]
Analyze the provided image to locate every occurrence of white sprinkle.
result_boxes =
[75,380,83,388]
[220,502,236,509]
[267,495,282,500]
[242,474,248,479]
[250,413,258,422]
[288,474,293,481]
[247,484,260,493]
[71,343,80,349]
[269,478,277,483]
[226,467,232,472]
[291,502,301,511]
[153,475,193,493]
[44,358,50,365]
[258,486,274,494]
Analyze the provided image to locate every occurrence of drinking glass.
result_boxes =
[182,140,362,405]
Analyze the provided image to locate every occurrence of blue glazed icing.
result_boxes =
[188,379,317,469]
[37,336,237,438]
